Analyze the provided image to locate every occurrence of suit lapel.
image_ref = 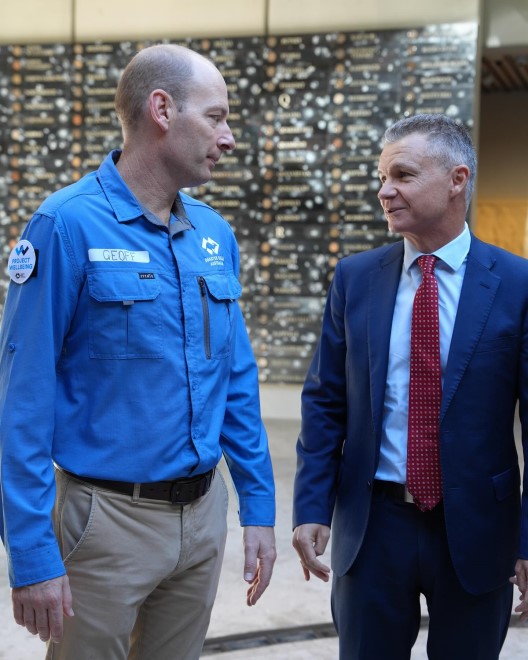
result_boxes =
[368,242,404,438]
[441,236,500,419]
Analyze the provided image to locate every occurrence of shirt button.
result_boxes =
[8,343,16,353]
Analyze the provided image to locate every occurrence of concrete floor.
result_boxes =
[1,417,527,658]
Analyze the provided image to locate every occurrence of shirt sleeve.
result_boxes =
[0,211,81,587]
[219,235,276,527]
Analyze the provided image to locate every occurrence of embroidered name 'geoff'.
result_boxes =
[88,248,150,263]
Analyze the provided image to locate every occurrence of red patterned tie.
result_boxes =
[406,255,442,511]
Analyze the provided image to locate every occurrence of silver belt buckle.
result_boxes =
[404,484,414,504]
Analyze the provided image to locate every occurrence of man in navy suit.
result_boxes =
[292,114,528,659]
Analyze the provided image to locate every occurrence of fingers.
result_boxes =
[292,523,331,583]
[299,556,331,582]
[243,526,277,607]
[514,559,528,593]
[35,606,51,642]
[12,595,24,627]
[62,575,75,620]
[511,559,528,622]
[247,549,275,606]
[11,575,72,643]
[514,593,528,622]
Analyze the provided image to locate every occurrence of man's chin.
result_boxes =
[183,173,212,189]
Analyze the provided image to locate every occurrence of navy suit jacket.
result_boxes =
[293,234,528,595]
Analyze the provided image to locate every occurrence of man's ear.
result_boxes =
[148,89,173,132]
[450,164,470,199]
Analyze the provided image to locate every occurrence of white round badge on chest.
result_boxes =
[8,240,36,284]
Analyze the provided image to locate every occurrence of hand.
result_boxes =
[242,526,277,606]
[292,523,331,582]
[510,558,528,622]
[12,575,74,643]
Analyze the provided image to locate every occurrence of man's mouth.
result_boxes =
[384,207,405,216]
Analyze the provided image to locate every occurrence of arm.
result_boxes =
[511,282,528,619]
[293,263,348,530]
[0,214,80,627]
[219,238,276,602]
[220,311,276,603]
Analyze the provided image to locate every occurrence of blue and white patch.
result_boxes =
[202,237,219,255]
[88,248,150,263]
[8,239,36,284]
[201,237,224,267]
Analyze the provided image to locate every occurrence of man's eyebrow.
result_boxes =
[207,104,229,115]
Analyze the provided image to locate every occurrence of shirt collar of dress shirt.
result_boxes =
[403,222,471,274]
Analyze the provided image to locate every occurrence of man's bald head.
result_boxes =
[115,44,214,133]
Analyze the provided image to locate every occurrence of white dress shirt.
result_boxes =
[375,224,471,483]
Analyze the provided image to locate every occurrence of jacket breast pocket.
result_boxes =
[474,335,519,354]
[87,270,164,359]
[197,273,242,360]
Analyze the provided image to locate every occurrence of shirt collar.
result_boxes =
[97,150,193,234]
[138,196,193,237]
[97,150,143,223]
[403,223,471,274]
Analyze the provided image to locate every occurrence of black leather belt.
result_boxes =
[62,468,215,505]
[373,480,415,504]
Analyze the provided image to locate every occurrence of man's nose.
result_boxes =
[378,180,395,200]
[218,124,236,152]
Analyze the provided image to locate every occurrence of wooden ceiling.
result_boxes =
[481,50,528,92]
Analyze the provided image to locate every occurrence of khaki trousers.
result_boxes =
[47,468,228,660]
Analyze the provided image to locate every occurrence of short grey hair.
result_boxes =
[383,114,477,211]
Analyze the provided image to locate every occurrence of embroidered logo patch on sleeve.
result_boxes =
[8,240,37,284]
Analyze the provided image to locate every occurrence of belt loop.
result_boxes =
[132,483,141,504]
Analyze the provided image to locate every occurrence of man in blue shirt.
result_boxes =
[292,114,528,659]
[0,44,276,660]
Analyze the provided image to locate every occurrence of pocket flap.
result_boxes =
[87,270,160,302]
[492,466,519,501]
[202,273,242,301]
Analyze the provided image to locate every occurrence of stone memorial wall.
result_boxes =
[0,23,478,382]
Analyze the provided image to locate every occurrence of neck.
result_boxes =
[116,150,176,225]
[405,221,466,254]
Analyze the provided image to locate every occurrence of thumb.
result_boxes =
[244,560,257,583]
[62,578,75,617]
[312,529,330,558]
[244,550,258,583]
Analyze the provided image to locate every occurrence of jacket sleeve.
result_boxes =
[0,212,81,587]
[518,284,528,560]
[292,260,348,528]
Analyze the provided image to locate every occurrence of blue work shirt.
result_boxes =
[0,150,275,587]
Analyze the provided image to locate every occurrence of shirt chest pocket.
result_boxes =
[87,270,163,359]
[197,273,242,360]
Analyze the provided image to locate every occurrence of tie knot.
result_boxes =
[417,254,437,275]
